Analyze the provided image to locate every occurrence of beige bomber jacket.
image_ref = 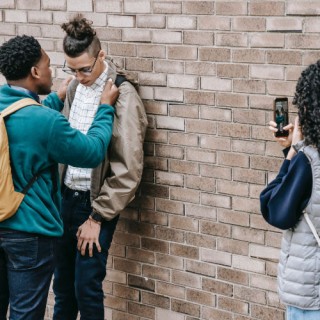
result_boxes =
[60,59,148,220]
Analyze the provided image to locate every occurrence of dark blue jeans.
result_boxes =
[53,187,119,320]
[0,229,56,320]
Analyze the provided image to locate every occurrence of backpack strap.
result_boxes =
[115,75,127,88]
[1,98,41,118]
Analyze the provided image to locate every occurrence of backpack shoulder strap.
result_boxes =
[115,75,127,88]
[1,98,41,118]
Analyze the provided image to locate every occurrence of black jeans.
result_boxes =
[53,187,119,320]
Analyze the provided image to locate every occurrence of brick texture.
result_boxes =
[2,1,315,320]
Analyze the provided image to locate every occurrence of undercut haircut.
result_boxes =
[0,35,42,81]
[61,14,101,58]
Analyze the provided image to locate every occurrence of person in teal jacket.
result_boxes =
[0,35,119,320]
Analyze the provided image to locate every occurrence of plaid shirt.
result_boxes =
[64,63,109,191]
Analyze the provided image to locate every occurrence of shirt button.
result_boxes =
[74,192,79,196]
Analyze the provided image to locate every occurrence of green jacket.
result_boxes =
[0,84,114,236]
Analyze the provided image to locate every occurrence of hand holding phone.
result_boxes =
[274,97,289,137]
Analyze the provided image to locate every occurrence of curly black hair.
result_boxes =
[293,61,320,153]
[0,35,41,81]
[61,14,101,57]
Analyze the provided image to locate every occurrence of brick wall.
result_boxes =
[1,1,320,319]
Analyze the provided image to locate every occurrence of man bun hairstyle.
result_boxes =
[61,14,101,57]
[0,35,42,81]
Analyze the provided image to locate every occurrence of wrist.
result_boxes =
[90,212,103,224]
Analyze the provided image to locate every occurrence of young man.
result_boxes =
[53,16,147,320]
[0,35,118,320]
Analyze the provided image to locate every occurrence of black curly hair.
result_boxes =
[0,35,41,81]
[293,61,320,153]
[61,14,101,57]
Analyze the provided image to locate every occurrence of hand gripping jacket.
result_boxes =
[0,98,41,221]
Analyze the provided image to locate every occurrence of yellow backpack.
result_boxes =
[0,98,41,221]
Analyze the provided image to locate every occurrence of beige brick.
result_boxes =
[218,151,249,168]
[216,2,247,16]
[233,79,266,94]
[127,247,155,264]
[216,33,248,47]
[141,238,169,253]
[232,197,260,214]
[186,148,216,164]
[140,209,168,226]
[154,88,183,102]
[17,0,40,9]
[96,28,122,41]
[265,231,282,248]
[250,65,284,80]
[113,283,140,301]
[218,296,249,315]
[155,226,184,243]
[170,187,200,204]
[267,50,302,65]
[114,257,141,275]
[185,90,215,106]
[201,248,232,266]
[183,31,214,46]
[232,139,265,155]
[17,24,41,37]
[67,0,92,11]
[168,16,196,30]
[201,136,231,151]
[28,10,52,24]
[218,266,248,286]
[156,282,185,299]
[218,208,250,227]
[172,270,201,289]
[169,105,199,119]
[169,215,198,232]
[156,170,183,187]
[112,311,138,320]
[5,10,27,23]
[183,1,214,15]
[232,49,265,63]
[142,264,170,281]
[250,244,280,261]
[137,44,166,58]
[251,33,284,48]
[186,260,216,278]
[217,180,249,197]
[170,159,199,175]
[233,168,265,185]
[123,29,151,42]
[156,115,184,130]
[234,285,266,304]
[287,1,320,15]
[0,0,14,8]
[104,294,127,311]
[286,66,305,81]
[128,302,155,319]
[155,59,184,74]
[217,237,248,256]
[216,93,248,109]
[156,253,184,270]
[186,119,217,134]
[304,17,320,33]
[203,307,233,320]
[139,72,166,86]
[186,288,215,307]
[201,76,231,92]
[124,0,151,14]
[142,291,170,309]
[217,64,249,79]
[156,198,184,215]
[288,34,320,49]
[199,47,231,62]
[234,109,266,125]
[249,94,274,110]
[108,43,136,57]
[168,45,197,60]
[153,2,181,14]
[168,74,198,89]
[185,61,216,76]
[202,278,233,296]
[128,274,155,292]
[126,57,153,72]
[218,123,251,139]
[107,269,127,284]
[186,232,216,249]
[267,17,302,32]
[201,193,231,209]
[145,129,168,143]
[185,204,217,220]
[233,255,265,274]
[42,0,66,10]
[137,15,165,29]
[266,80,296,96]
[303,51,320,66]
[186,175,215,192]
[108,15,135,28]
[172,299,200,317]
[233,17,265,32]
[251,304,285,319]
[249,1,285,16]
[96,0,122,13]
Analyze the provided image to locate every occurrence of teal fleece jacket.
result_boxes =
[0,85,114,237]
